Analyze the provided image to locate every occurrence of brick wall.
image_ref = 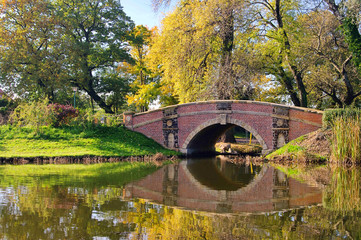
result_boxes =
[124,101,323,154]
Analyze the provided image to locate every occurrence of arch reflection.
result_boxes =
[186,157,262,191]
[124,157,322,214]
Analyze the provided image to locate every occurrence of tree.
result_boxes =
[54,0,134,113]
[121,25,161,112]
[0,0,65,100]
[152,0,361,108]
[322,0,361,73]
[302,10,361,107]
[0,0,135,112]
[248,0,312,107]
[149,0,255,103]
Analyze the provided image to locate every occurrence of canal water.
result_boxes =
[0,157,361,239]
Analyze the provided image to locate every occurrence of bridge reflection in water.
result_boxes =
[124,157,322,214]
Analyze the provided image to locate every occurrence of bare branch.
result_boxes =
[152,0,173,12]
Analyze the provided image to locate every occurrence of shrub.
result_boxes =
[48,103,78,127]
[0,98,18,115]
[10,100,79,130]
[10,99,53,132]
[323,108,361,128]
[73,108,122,127]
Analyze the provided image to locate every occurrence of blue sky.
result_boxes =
[120,0,169,28]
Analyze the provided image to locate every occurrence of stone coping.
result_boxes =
[130,100,324,117]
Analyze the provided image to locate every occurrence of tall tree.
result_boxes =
[250,0,311,107]
[122,25,161,112]
[303,10,361,107]
[0,0,65,100]
[55,0,134,113]
[322,0,361,74]
[149,0,254,103]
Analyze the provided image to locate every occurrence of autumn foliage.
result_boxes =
[48,103,79,127]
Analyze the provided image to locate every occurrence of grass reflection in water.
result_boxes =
[0,161,161,188]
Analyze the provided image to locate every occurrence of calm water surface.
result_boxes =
[0,156,361,239]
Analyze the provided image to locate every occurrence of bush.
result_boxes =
[10,99,53,131]
[48,103,78,127]
[0,98,18,115]
[10,100,79,130]
[323,108,361,128]
[73,108,122,128]
[10,99,121,131]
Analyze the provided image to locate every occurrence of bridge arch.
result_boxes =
[123,100,323,156]
[181,117,268,155]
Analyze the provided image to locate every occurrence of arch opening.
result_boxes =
[186,123,235,155]
[181,118,269,156]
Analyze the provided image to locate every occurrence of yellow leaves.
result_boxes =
[147,0,229,103]
[126,82,160,110]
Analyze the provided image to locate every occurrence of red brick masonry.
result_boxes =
[124,100,323,155]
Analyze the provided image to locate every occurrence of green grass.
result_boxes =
[266,136,306,159]
[0,161,165,188]
[0,125,179,158]
[266,133,329,163]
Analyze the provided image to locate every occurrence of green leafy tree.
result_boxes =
[54,0,134,113]
[249,0,311,107]
[322,0,361,73]
[0,0,66,100]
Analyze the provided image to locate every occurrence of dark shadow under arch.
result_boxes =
[180,118,269,155]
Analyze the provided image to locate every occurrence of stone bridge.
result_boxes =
[123,101,323,155]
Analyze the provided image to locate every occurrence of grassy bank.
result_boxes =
[0,125,178,158]
[267,111,361,164]
[266,130,331,163]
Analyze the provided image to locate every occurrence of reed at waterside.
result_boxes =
[331,116,361,164]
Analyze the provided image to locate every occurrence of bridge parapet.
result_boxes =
[124,101,323,155]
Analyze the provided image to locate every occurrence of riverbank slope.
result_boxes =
[0,125,179,160]
[266,129,332,163]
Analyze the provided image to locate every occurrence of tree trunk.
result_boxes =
[220,128,236,143]
[277,66,302,106]
[287,62,308,107]
[216,5,235,100]
[84,86,114,114]
[275,0,307,107]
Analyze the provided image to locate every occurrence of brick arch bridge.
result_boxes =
[123,101,323,155]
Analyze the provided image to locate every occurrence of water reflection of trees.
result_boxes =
[0,183,360,239]
[1,164,361,239]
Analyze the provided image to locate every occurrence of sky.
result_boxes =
[120,0,170,28]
